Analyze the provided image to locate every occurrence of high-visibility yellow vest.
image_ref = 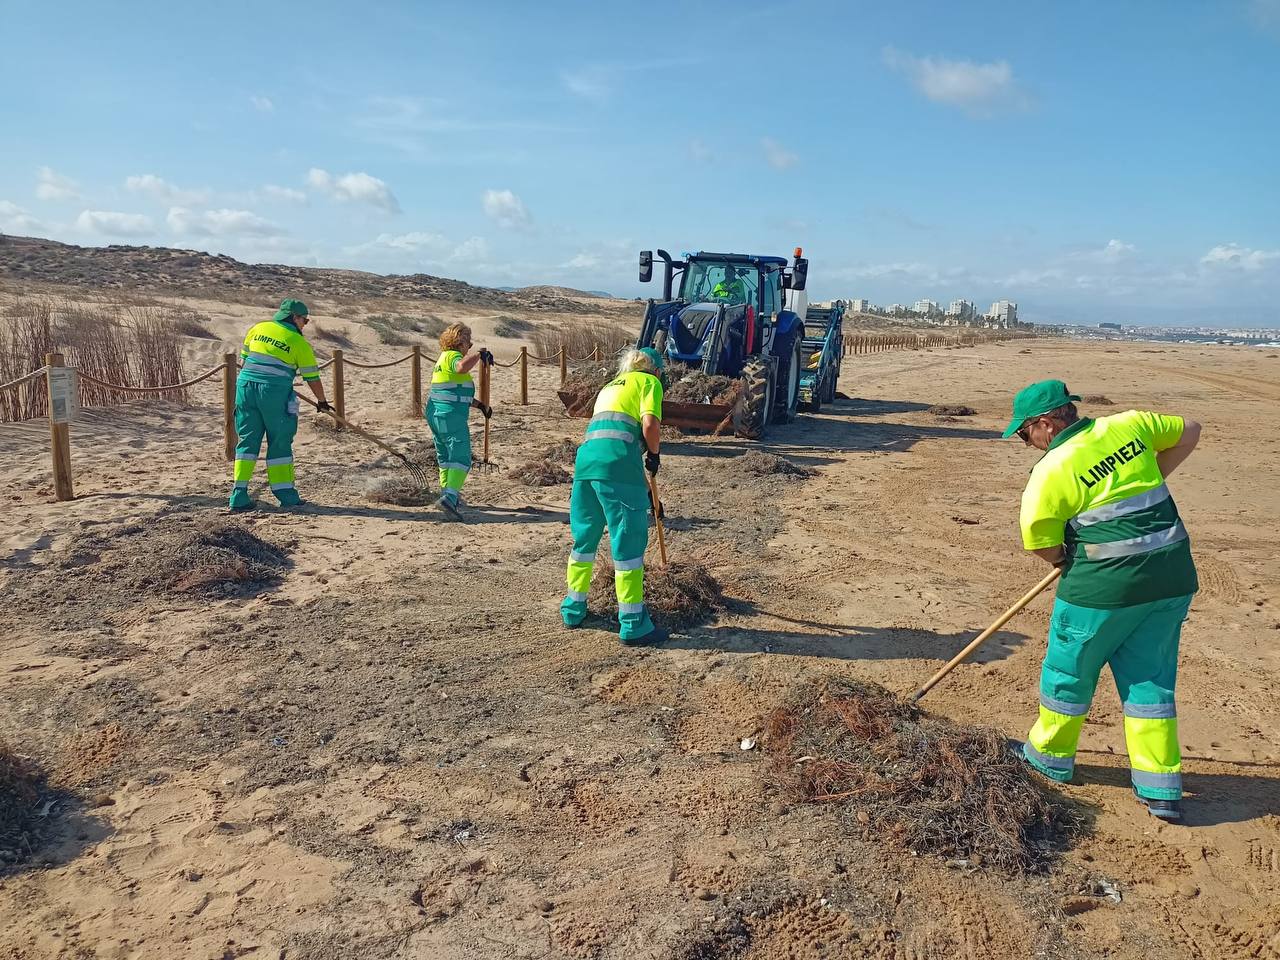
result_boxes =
[1020,410,1198,607]
[573,371,663,487]
[428,350,475,406]
[239,319,320,383]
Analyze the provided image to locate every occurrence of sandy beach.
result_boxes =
[1,306,1277,959]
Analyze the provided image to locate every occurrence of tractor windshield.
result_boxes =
[681,260,759,307]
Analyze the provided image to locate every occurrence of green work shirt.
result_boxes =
[573,371,663,487]
[1020,411,1198,608]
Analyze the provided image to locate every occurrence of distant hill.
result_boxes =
[515,285,616,300]
[0,234,609,314]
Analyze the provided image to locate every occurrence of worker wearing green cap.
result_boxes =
[1006,379,1201,821]
[229,298,332,510]
[561,346,667,644]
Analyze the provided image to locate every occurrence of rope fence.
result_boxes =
[4,330,1025,503]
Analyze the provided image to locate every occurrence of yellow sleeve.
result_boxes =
[1126,410,1184,452]
[639,374,663,420]
[1019,465,1072,550]
[240,325,254,359]
[295,337,320,381]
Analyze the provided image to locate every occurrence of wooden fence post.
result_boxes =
[520,346,529,405]
[45,353,74,502]
[559,345,567,385]
[411,345,422,415]
[332,349,345,424]
[222,352,236,461]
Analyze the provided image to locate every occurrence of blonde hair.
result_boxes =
[439,322,472,353]
[617,347,657,376]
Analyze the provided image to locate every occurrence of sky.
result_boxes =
[2,0,1279,327]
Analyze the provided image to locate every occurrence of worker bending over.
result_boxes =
[425,322,491,519]
[561,347,667,645]
[230,298,330,510]
[1007,379,1200,821]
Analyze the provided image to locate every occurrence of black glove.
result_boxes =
[472,399,492,419]
[644,450,660,475]
[316,401,334,413]
[650,495,665,520]
[479,348,495,366]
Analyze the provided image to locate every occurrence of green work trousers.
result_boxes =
[425,399,471,501]
[1025,593,1192,801]
[561,479,655,641]
[232,377,299,507]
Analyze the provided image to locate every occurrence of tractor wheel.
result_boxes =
[733,358,772,440]
[773,332,803,424]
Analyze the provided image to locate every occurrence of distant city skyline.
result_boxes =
[1,1,1277,328]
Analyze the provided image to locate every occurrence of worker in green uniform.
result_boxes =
[711,265,748,304]
[230,298,331,510]
[561,347,666,644]
[1006,379,1201,821]
[425,322,491,519]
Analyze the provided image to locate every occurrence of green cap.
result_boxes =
[640,346,665,371]
[272,298,309,323]
[1002,379,1082,438]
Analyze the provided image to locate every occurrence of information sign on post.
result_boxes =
[47,367,80,424]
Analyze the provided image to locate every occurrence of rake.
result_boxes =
[294,392,435,492]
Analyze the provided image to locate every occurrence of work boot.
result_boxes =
[435,494,464,521]
[274,488,303,508]
[1134,787,1182,822]
[623,625,669,647]
[229,488,255,512]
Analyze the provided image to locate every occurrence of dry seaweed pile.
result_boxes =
[0,740,47,869]
[364,475,434,506]
[1081,394,1114,405]
[54,517,291,597]
[732,451,813,479]
[664,363,741,405]
[510,439,578,486]
[560,361,616,415]
[928,404,977,416]
[588,559,724,628]
[766,677,1074,873]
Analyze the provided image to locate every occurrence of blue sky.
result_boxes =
[2,0,1278,327]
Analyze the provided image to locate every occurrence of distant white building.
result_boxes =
[889,303,905,316]
[987,300,1018,326]
[850,298,870,312]
[946,299,975,320]
[913,299,940,316]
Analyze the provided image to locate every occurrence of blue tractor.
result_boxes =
[635,247,826,438]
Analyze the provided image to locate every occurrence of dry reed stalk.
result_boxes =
[530,320,632,363]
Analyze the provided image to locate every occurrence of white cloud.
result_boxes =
[36,166,80,202]
[76,210,154,237]
[482,188,531,229]
[1200,242,1280,271]
[1100,239,1136,260]
[307,168,400,213]
[262,184,307,203]
[367,230,450,252]
[562,252,602,271]
[126,174,210,205]
[1,200,44,233]
[562,67,612,101]
[167,207,283,238]
[761,138,798,170]
[250,94,274,112]
[449,237,489,261]
[883,48,1026,114]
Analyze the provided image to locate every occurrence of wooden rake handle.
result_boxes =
[293,391,414,467]
[909,566,1062,703]
[646,471,668,567]
[478,358,492,464]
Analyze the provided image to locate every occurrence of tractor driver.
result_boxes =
[711,265,748,304]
